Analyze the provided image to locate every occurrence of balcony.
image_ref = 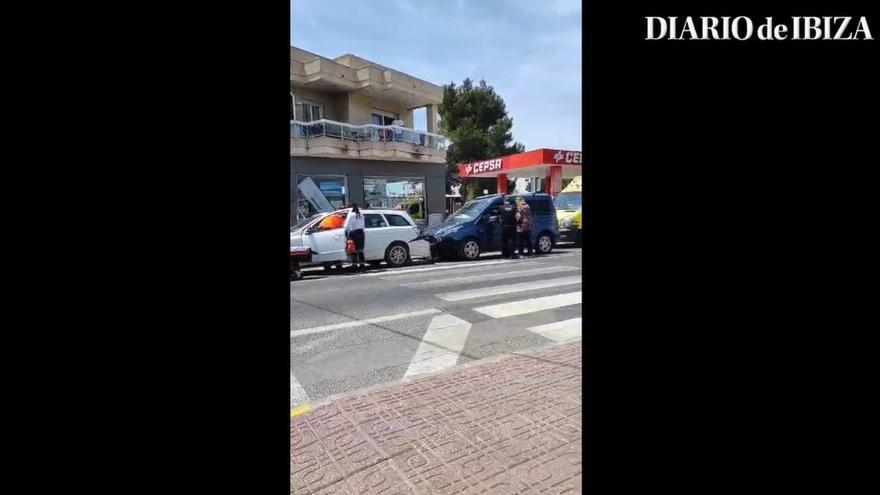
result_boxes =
[291,47,443,110]
[291,120,448,164]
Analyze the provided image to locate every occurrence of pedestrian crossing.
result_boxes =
[291,252,583,409]
[400,264,571,289]
[473,291,582,318]
[436,275,582,301]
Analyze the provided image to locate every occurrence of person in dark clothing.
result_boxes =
[515,196,533,257]
[344,203,366,271]
[500,196,518,259]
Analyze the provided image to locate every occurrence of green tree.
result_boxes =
[439,78,524,200]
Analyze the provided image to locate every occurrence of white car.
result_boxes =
[290,209,430,268]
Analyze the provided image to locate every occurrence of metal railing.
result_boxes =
[291,119,447,150]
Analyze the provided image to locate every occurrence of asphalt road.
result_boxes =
[290,246,583,409]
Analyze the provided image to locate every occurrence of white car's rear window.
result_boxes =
[384,214,412,227]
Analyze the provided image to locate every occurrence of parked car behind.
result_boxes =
[554,176,582,246]
[426,193,559,261]
[290,209,429,269]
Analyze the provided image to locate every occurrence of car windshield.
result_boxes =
[554,192,582,210]
[444,198,490,225]
[291,214,325,232]
[446,198,491,225]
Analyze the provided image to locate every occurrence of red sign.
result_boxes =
[550,150,582,164]
[459,148,582,178]
[462,158,503,177]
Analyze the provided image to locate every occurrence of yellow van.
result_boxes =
[554,176,582,246]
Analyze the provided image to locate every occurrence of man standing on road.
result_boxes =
[500,196,518,259]
[515,196,533,257]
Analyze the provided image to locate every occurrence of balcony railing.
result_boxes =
[291,119,447,150]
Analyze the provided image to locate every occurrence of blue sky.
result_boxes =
[292,0,582,151]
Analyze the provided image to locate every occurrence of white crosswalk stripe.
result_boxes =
[527,318,582,343]
[401,265,576,289]
[404,314,472,378]
[290,372,310,407]
[378,262,532,282]
[290,308,441,337]
[362,259,518,277]
[473,291,582,318]
[436,276,582,302]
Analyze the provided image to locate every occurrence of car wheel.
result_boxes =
[385,243,410,267]
[537,233,554,254]
[459,238,481,260]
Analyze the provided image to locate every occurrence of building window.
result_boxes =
[363,176,426,224]
[295,101,323,122]
[370,110,398,126]
[295,175,347,220]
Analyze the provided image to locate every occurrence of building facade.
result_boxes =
[290,46,448,228]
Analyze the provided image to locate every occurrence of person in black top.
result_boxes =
[500,196,518,259]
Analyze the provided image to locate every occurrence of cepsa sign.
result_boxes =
[551,150,582,164]
[460,158,503,177]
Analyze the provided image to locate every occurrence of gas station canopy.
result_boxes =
[459,148,582,196]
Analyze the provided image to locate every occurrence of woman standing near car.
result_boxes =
[344,203,366,272]
[515,196,534,258]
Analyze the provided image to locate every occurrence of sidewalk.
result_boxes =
[291,341,582,494]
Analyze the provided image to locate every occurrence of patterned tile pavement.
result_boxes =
[291,342,582,494]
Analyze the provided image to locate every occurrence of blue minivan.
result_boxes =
[426,193,559,261]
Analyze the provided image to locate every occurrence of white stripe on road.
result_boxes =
[474,291,582,319]
[388,261,545,284]
[405,265,577,290]
[290,372,310,408]
[436,276,582,302]
[404,314,472,378]
[364,259,519,278]
[527,318,582,343]
[290,308,441,337]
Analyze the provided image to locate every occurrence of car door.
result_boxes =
[305,212,347,262]
[363,213,390,260]
[383,213,426,258]
[478,204,503,251]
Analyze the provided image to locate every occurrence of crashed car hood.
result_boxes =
[427,223,466,238]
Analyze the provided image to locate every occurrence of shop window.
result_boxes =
[296,175,347,220]
[364,214,387,229]
[363,177,426,223]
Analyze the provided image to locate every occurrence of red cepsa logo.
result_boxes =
[553,150,582,164]
[463,158,503,176]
